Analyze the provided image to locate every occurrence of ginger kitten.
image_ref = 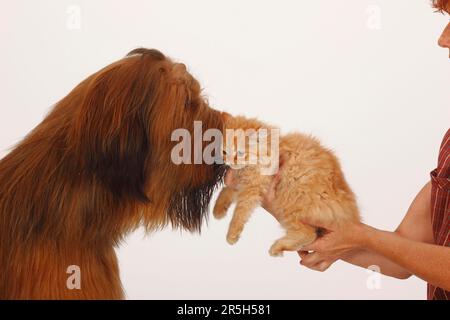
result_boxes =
[213,116,360,256]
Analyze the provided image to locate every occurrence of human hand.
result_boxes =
[298,217,368,272]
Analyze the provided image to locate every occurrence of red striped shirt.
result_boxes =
[427,128,450,300]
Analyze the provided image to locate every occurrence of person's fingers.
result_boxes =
[262,171,282,207]
[300,244,314,252]
[261,155,285,213]
[278,154,285,168]
[301,239,324,253]
[311,261,332,272]
[273,171,282,184]
[265,157,283,197]
[300,259,333,272]
[271,163,283,190]
[299,252,322,266]
[297,250,310,258]
[265,179,278,203]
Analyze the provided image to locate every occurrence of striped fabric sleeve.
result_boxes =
[427,128,450,300]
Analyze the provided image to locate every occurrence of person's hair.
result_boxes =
[432,0,449,13]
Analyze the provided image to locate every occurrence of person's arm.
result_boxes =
[298,182,450,291]
[336,181,435,279]
[358,224,450,291]
[225,171,445,284]
[338,250,411,279]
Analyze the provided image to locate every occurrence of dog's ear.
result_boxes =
[71,54,167,203]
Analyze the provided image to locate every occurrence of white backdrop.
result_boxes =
[1,0,449,299]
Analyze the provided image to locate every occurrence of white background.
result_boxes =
[1,0,449,299]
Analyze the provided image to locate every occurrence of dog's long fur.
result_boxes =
[0,48,226,299]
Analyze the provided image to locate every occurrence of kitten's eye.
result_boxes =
[237,150,245,156]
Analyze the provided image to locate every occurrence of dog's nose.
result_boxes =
[173,63,187,73]
[172,63,188,81]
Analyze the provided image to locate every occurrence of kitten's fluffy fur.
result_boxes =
[213,116,360,256]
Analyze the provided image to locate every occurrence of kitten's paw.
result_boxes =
[269,246,284,257]
[213,205,227,220]
[226,233,239,245]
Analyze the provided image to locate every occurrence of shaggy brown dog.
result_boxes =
[0,48,226,299]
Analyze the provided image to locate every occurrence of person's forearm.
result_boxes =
[341,248,411,279]
[358,224,450,291]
